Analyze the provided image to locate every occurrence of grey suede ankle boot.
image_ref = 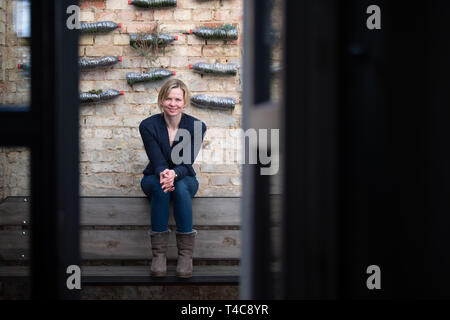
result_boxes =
[150,230,170,277]
[175,230,197,278]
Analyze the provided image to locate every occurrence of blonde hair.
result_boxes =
[157,78,190,111]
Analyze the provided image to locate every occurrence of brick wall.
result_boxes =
[0,1,5,87]
[0,1,4,200]
[0,0,285,200]
[0,0,31,200]
[78,0,243,197]
[0,0,30,105]
[0,147,30,200]
[0,0,245,199]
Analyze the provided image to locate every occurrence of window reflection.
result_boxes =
[0,146,31,299]
[0,0,31,106]
[270,0,283,104]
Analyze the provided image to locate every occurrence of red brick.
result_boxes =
[95,11,117,21]
[124,22,157,33]
[117,10,137,21]
[135,11,154,21]
[154,10,174,21]
[203,45,239,57]
[230,9,243,21]
[80,0,105,9]
[192,9,212,21]
[214,10,232,21]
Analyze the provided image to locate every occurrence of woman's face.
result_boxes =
[162,87,185,117]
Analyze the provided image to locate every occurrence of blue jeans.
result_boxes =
[140,174,199,233]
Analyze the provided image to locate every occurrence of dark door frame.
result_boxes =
[241,0,281,299]
[0,0,80,299]
[281,0,340,299]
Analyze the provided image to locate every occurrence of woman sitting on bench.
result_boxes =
[139,79,207,278]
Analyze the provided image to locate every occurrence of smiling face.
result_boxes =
[162,87,185,117]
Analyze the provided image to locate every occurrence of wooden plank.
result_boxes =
[85,266,240,285]
[0,266,240,285]
[81,265,240,277]
[0,266,28,277]
[0,230,28,261]
[0,230,240,260]
[0,197,241,226]
[81,197,240,226]
[0,197,30,225]
[0,266,240,277]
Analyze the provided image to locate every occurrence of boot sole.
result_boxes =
[176,273,193,278]
[151,272,167,277]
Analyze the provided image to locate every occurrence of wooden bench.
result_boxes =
[0,196,240,286]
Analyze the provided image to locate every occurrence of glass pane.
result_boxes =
[269,0,284,298]
[0,0,31,107]
[0,146,31,299]
[77,0,244,299]
[270,0,283,103]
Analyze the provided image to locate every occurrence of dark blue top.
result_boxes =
[139,112,207,179]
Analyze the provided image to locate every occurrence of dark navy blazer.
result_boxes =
[139,112,207,179]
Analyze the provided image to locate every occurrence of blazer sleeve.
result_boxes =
[139,121,169,176]
[173,121,207,179]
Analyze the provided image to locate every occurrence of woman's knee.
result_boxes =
[173,177,198,199]
[173,179,191,198]
[141,175,162,196]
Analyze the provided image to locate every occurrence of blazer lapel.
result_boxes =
[158,113,171,157]
[172,113,186,148]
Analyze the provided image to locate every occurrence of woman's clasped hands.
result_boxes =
[160,169,176,193]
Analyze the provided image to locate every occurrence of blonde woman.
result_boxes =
[139,79,207,278]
